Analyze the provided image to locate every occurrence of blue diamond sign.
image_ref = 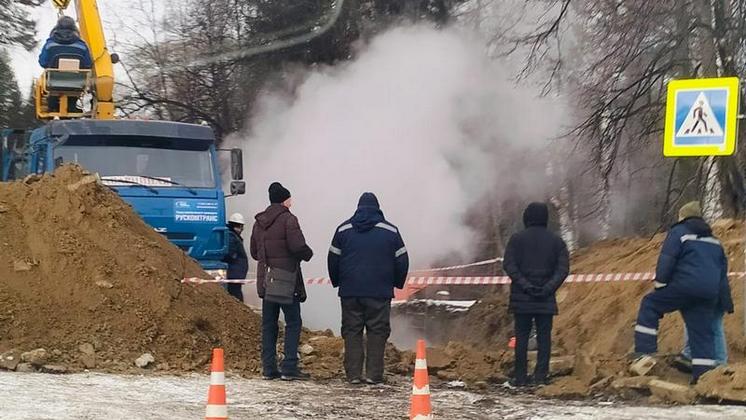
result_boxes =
[664,77,740,157]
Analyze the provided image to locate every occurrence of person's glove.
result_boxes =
[526,286,544,297]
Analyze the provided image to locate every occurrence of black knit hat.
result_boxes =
[269,182,291,204]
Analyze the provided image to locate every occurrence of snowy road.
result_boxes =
[0,372,744,419]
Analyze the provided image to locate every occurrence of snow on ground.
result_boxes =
[391,299,477,312]
[0,372,744,419]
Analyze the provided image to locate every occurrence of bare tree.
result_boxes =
[0,0,43,50]
[480,0,746,238]
[119,0,468,141]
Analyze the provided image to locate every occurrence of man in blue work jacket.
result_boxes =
[38,16,93,113]
[634,201,729,382]
[328,192,409,385]
[39,16,93,69]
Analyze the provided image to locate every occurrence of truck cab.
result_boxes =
[1,119,245,279]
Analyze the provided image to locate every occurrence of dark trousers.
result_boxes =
[226,284,244,302]
[48,96,81,113]
[262,299,302,376]
[635,286,717,380]
[514,313,553,382]
[341,297,391,381]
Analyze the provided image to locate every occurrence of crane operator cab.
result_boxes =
[36,16,93,119]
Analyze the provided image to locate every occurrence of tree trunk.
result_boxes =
[703,156,724,220]
[556,183,578,251]
[694,0,726,218]
[546,159,577,251]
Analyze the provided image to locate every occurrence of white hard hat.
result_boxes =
[228,213,245,225]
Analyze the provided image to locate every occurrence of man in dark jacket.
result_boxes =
[223,212,248,302]
[503,202,569,386]
[328,193,409,384]
[38,16,93,69]
[250,182,313,381]
[38,16,93,113]
[635,201,728,381]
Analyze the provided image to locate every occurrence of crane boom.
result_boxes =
[73,0,115,119]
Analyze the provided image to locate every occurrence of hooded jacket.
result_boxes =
[327,193,409,299]
[656,217,732,312]
[503,203,570,315]
[38,19,92,69]
[250,204,313,302]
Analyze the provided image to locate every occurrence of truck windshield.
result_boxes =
[55,145,215,188]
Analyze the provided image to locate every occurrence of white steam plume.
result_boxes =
[225,25,566,331]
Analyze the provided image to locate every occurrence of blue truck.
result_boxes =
[1,119,245,279]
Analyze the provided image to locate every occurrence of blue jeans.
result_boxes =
[683,311,727,365]
[261,299,302,376]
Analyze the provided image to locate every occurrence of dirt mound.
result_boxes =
[297,329,414,380]
[298,331,345,379]
[421,342,508,384]
[459,220,746,361]
[696,363,746,402]
[0,166,262,374]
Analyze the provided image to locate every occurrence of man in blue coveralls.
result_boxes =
[634,201,729,382]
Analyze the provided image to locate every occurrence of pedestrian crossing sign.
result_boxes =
[664,77,740,157]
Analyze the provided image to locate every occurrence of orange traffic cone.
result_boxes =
[409,339,433,420]
[205,348,228,420]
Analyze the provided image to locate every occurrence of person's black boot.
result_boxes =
[673,353,693,373]
[531,375,550,386]
[262,371,281,380]
[281,371,311,381]
[509,377,529,387]
[365,377,384,385]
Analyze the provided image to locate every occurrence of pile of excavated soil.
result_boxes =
[696,363,746,402]
[421,341,509,384]
[532,354,746,405]
[458,219,746,361]
[0,166,262,374]
[298,329,413,381]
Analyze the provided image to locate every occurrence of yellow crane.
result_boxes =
[35,0,344,120]
[36,0,117,120]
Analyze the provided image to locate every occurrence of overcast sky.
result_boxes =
[9,1,149,93]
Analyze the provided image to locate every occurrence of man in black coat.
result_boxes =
[223,212,248,302]
[503,202,570,386]
[328,192,409,384]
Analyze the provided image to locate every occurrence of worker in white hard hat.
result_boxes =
[223,212,248,302]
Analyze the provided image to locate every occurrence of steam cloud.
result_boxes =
[225,25,566,331]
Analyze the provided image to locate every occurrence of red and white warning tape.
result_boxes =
[181,272,746,285]
[408,257,503,273]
